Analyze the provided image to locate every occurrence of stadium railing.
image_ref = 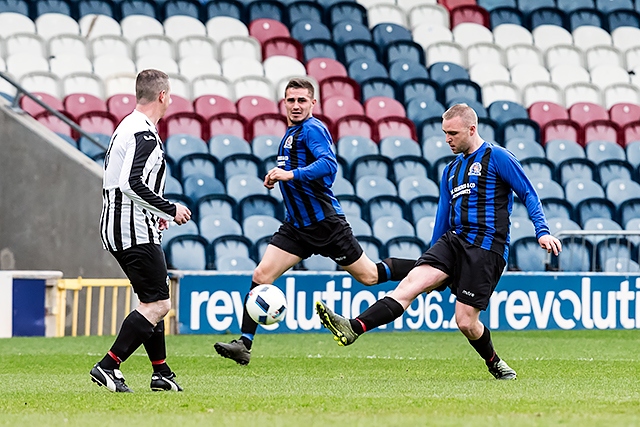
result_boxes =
[56,278,178,337]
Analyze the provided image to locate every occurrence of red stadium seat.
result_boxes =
[35,111,74,138]
[165,94,193,117]
[207,113,248,140]
[528,101,568,129]
[440,0,477,11]
[583,120,621,145]
[622,121,640,146]
[542,119,582,146]
[568,102,608,127]
[194,95,237,121]
[450,5,489,27]
[63,93,107,120]
[306,58,348,83]
[76,111,117,139]
[335,115,376,140]
[377,117,417,141]
[609,103,640,128]
[21,93,63,118]
[364,96,406,122]
[237,95,279,123]
[320,76,360,103]
[322,95,364,123]
[249,18,290,44]
[262,37,303,61]
[107,94,136,124]
[250,113,288,140]
[161,112,206,141]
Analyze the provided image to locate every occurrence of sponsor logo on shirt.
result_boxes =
[284,135,293,149]
[468,162,482,176]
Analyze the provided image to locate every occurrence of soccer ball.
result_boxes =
[246,284,287,325]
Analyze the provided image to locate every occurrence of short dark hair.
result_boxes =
[284,77,315,99]
[136,69,169,104]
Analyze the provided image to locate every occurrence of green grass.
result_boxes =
[1,330,639,427]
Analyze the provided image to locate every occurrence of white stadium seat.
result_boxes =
[62,72,105,98]
[50,54,93,79]
[505,44,543,69]
[367,4,408,28]
[233,76,275,101]
[205,16,249,44]
[49,34,89,58]
[93,54,136,80]
[35,13,79,39]
[407,4,449,29]
[412,23,453,49]
[176,35,217,61]
[453,23,493,48]
[163,15,206,41]
[466,42,505,68]
[0,12,35,38]
[90,35,132,60]
[572,26,612,51]
[219,36,262,62]
[178,56,222,81]
[191,75,234,100]
[79,14,121,39]
[469,62,510,87]
[121,15,164,44]
[263,55,307,85]
[550,64,591,89]
[564,82,602,107]
[426,41,465,66]
[492,24,533,49]
[522,81,564,107]
[533,25,573,52]
[510,63,550,90]
[134,35,175,60]
[6,53,49,79]
[4,33,46,59]
[481,80,521,106]
[545,44,584,69]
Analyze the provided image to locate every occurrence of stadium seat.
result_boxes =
[164,14,206,40]
[338,195,366,220]
[505,43,544,70]
[200,215,243,243]
[504,139,545,162]
[166,235,209,270]
[179,153,218,183]
[350,155,392,183]
[377,117,417,141]
[401,78,439,105]
[288,1,323,27]
[197,194,237,220]
[409,195,440,222]
[319,76,360,104]
[511,236,549,271]
[20,92,63,118]
[626,140,640,168]
[450,5,491,27]
[585,140,626,166]
[467,42,505,70]
[237,194,282,223]
[366,195,408,225]
[372,216,415,245]
[165,134,208,165]
[428,62,469,87]
[415,215,436,246]
[530,178,565,200]
[556,237,594,272]
[379,136,421,160]
[303,254,338,272]
[488,101,528,127]
[162,112,205,141]
[397,175,439,203]
[183,174,226,204]
[334,115,375,141]
[425,41,466,67]
[226,174,268,203]
[622,121,640,147]
[556,158,597,186]
[407,4,449,30]
[542,119,582,146]
[77,111,117,138]
[583,218,624,246]
[388,60,429,86]
[242,214,281,244]
[207,114,247,141]
[528,102,568,130]
[385,40,426,67]
[384,236,426,259]
[564,178,605,208]
[215,254,257,271]
[78,134,110,158]
[521,157,555,181]
[355,175,397,203]
[368,3,408,28]
[392,156,430,184]
[66,94,108,123]
[291,19,331,44]
[211,235,254,264]
[222,153,261,183]
[328,1,368,27]
[480,81,521,107]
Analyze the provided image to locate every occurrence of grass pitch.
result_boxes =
[1,330,639,427]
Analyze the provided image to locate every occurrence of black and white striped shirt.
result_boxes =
[100,110,176,251]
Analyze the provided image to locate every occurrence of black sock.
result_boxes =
[468,325,500,364]
[376,258,416,283]
[143,320,172,375]
[239,281,261,350]
[350,296,405,334]
[103,310,155,367]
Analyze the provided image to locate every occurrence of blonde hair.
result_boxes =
[442,103,478,127]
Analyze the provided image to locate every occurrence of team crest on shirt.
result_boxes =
[284,135,293,149]
[468,162,482,176]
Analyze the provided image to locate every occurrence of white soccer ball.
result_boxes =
[246,284,287,325]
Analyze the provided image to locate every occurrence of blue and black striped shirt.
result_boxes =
[277,117,344,228]
[432,142,550,261]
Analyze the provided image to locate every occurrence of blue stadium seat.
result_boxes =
[556,158,597,186]
[607,9,640,31]
[120,0,157,19]
[337,135,378,166]
[165,175,183,195]
[34,0,72,17]
[401,78,439,105]
[242,214,281,244]
[178,153,219,181]
[166,235,209,270]
[209,134,251,162]
[341,40,379,64]
[509,216,536,243]
[291,19,331,43]
[215,255,257,271]
[372,216,415,245]
[163,0,201,20]
[406,97,445,127]
[565,178,605,208]
[490,7,524,27]
[338,195,365,219]
[397,175,439,203]
[575,197,616,225]
[557,0,595,14]
[478,0,516,11]
[415,215,436,247]
[288,1,324,26]
[596,0,633,13]
[332,20,371,46]
[526,7,567,29]
[77,0,116,18]
[0,0,28,15]
[392,156,430,184]
[347,215,372,236]
[199,215,243,243]
[221,153,260,182]
[389,60,429,85]
[585,140,626,165]
[384,40,425,66]
[211,235,253,262]
[78,134,109,158]
[598,160,633,188]
[442,80,482,105]
[504,139,545,162]
[161,219,198,249]
[384,236,426,259]
[531,178,565,200]
[542,198,575,221]
[247,0,286,24]
[500,118,540,145]
[606,178,640,208]
[197,194,236,220]
[379,136,421,160]
[428,62,469,86]
[583,218,623,245]
[355,175,397,202]
[557,237,593,272]
[604,257,640,272]
[303,39,338,61]
[327,1,367,27]
[488,100,529,126]
[252,135,280,161]
[422,136,453,169]
[547,218,582,237]
[371,23,413,51]
[237,194,282,222]
[545,139,585,166]
[333,175,355,196]
[303,254,338,271]
[358,235,384,261]
[568,8,605,31]
[478,118,499,143]
[511,236,549,271]
[165,134,208,164]
[619,198,640,229]
[226,174,268,202]
[360,78,398,102]
[408,195,439,222]
[366,195,407,224]
[205,0,243,20]
[521,157,555,181]
[518,0,555,14]
[183,174,226,203]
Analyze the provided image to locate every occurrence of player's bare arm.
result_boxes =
[538,234,562,255]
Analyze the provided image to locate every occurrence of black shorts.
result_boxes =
[416,231,506,310]
[110,243,170,303]
[270,215,364,266]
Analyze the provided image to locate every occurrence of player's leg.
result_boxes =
[214,244,301,365]
[316,264,448,345]
[342,252,416,286]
